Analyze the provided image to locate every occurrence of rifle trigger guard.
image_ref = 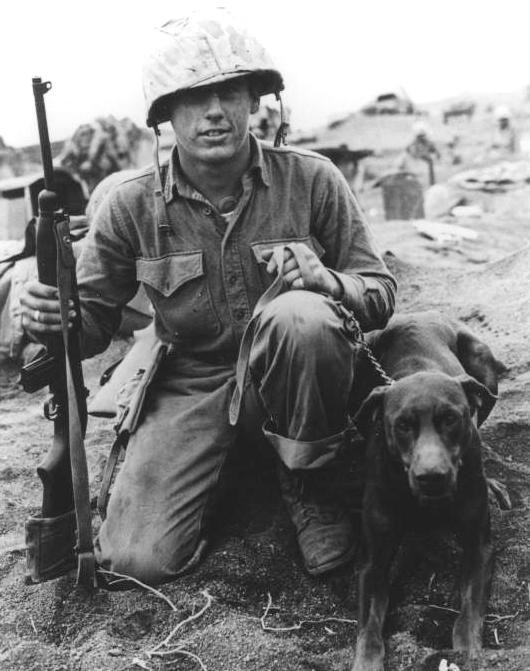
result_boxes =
[44,396,59,421]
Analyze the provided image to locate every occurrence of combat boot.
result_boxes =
[276,461,357,575]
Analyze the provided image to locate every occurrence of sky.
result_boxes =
[2,0,529,147]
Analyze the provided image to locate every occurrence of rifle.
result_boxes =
[20,78,96,589]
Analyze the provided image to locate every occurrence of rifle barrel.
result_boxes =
[32,77,55,192]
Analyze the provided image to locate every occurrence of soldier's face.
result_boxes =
[170,78,259,165]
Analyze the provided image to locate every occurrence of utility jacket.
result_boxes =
[77,135,396,360]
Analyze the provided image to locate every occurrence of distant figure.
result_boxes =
[490,105,519,155]
[59,116,143,194]
[403,120,440,185]
[312,144,373,193]
[250,103,289,142]
[446,133,462,165]
[0,135,21,179]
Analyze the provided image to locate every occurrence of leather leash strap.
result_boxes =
[229,243,393,427]
[229,243,307,426]
[55,219,96,588]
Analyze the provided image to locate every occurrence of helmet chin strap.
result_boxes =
[274,92,289,148]
[151,88,288,221]
[152,124,172,233]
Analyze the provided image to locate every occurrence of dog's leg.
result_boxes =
[453,492,494,657]
[352,499,402,671]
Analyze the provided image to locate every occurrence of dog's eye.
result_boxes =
[395,418,413,433]
[440,411,459,425]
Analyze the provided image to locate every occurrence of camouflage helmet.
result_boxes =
[142,9,284,128]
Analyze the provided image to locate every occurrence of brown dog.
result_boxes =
[351,311,503,671]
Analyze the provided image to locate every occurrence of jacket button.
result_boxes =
[203,206,213,216]
[228,274,238,286]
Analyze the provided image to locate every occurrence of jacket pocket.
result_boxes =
[250,236,325,289]
[136,251,221,340]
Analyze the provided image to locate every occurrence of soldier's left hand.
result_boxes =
[262,243,341,297]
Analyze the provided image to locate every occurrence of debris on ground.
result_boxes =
[414,220,478,244]
[449,160,530,191]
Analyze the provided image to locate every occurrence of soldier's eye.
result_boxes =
[219,81,243,98]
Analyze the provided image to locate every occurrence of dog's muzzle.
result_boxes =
[409,468,457,504]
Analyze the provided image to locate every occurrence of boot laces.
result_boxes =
[289,472,344,529]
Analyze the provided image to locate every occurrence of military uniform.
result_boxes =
[76,135,396,582]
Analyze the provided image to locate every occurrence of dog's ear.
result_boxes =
[457,374,498,426]
[354,385,388,436]
[456,323,506,391]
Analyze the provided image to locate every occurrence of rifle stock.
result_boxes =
[22,78,95,588]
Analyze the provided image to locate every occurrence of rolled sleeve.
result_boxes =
[312,162,396,330]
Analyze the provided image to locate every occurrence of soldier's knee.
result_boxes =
[96,531,204,586]
[115,552,169,586]
[261,290,335,341]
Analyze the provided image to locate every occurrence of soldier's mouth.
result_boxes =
[201,129,230,137]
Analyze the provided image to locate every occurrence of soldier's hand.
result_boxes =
[262,243,342,297]
[20,280,76,338]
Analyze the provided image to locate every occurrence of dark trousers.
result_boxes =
[95,290,358,584]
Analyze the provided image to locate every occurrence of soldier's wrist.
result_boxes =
[326,269,344,300]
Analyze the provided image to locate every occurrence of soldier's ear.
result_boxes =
[250,97,260,114]
[354,386,388,436]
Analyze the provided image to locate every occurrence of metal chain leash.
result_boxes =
[334,301,394,387]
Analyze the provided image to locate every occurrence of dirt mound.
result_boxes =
[389,244,530,368]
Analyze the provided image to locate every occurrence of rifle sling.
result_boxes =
[55,219,96,588]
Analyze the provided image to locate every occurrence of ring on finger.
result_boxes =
[33,309,41,323]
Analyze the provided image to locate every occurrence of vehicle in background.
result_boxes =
[443,100,476,124]
[361,92,415,116]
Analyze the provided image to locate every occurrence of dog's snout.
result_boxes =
[409,439,457,499]
[414,470,451,497]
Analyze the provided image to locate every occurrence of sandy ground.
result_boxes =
[1,120,530,670]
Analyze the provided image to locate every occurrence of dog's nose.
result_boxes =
[415,471,450,497]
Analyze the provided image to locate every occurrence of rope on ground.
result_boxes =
[424,603,519,623]
[97,568,178,611]
[97,569,212,671]
[149,648,208,670]
[260,592,356,632]
[148,589,213,654]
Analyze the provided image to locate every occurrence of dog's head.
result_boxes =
[355,371,496,503]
